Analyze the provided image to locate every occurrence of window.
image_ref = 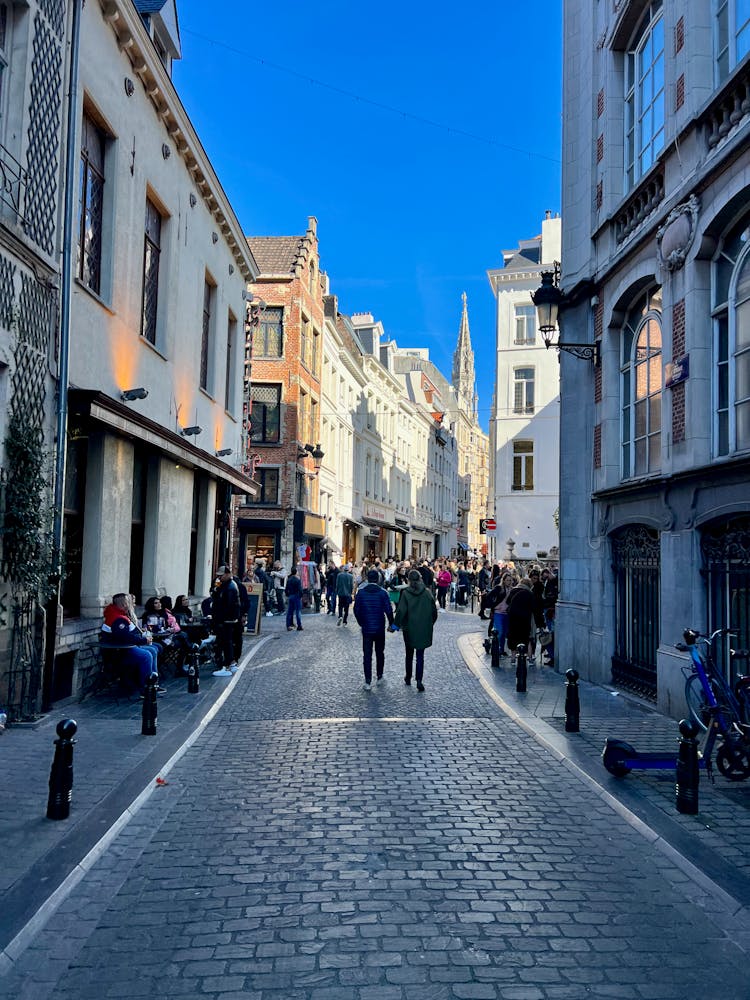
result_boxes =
[514,304,536,344]
[225,311,237,412]
[249,384,281,443]
[301,314,310,369]
[200,276,216,392]
[621,288,662,477]
[77,112,106,294]
[309,258,316,294]
[311,327,320,373]
[716,0,750,82]
[253,305,283,357]
[512,440,534,491]
[513,367,535,414]
[249,467,280,505]
[625,1,664,188]
[141,198,162,345]
[714,216,750,455]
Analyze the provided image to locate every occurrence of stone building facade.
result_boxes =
[559,0,750,714]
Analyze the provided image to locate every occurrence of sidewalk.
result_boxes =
[460,630,750,928]
[0,628,273,965]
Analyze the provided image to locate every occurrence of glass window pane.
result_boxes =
[736,399,750,449]
[648,355,662,393]
[718,360,729,408]
[738,299,750,350]
[635,399,647,438]
[719,411,729,455]
[649,393,661,433]
[736,349,750,401]
[648,431,660,471]
[718,314,729,362]
[635,438,647,475]
[636,361,647,399]
[623,441,631,477]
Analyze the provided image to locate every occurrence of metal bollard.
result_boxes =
[47,719,78,820]
[565,669,580,732]
[142,672,158,735]
[187,648,200,694]
[676,719,700,814]
[490,629,500,669]
[516,644,527,693]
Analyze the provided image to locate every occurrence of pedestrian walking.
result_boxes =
[353,569,394,690]
[394,569,438,691]
[285,566,303,631]
[506,577,534,663]
[335,563,354,625]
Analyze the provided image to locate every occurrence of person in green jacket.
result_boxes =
[394,569,438,691]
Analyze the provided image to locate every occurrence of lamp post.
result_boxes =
[531,265,599,365]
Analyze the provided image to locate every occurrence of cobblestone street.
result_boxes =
[2,611,749,999]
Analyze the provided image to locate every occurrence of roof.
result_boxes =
[132,0,168,12]
[247,236,307,276]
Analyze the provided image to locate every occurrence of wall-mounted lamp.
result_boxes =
[181,425,202,437]
[297,442,325,473]
[121,387,149,401]
[531,264,600,364]
[215,447,232,457]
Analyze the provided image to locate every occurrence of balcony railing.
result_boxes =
[0,141,26,223]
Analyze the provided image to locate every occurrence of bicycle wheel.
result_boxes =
[684,674,711,732]
[716,740,750,781]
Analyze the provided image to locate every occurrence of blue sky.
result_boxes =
[173,1,563,432]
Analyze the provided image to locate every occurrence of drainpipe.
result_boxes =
[44,0,82,710]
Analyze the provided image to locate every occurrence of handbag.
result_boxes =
[537,628,553,647]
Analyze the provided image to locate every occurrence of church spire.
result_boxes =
[452,292,477,420]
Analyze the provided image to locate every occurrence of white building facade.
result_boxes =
[487,214,561,564]
[57,0,257,696]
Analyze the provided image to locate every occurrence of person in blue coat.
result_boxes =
[353,569,394,690]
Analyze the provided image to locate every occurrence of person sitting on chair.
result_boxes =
[101,593,164,695]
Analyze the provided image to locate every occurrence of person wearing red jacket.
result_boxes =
[100,593,162,694]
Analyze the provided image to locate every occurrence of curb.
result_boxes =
[0,635,274,977]
[458,632,750,947]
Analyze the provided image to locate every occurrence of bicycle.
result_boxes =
[676,628,750,781]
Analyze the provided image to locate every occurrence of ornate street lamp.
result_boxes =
[531,264,599,365]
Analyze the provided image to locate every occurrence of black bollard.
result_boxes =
[490,629,500,669]
[187,648,200,694]
[676,718,700,814]
[142,672,158,736]
[516,644,527,693]
[565,669,580,732]
[47,719,78,820]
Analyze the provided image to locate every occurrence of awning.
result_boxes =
[457,541,468,551]
[321,535,342,553]
[363,515,407,534]
[343,518,364,529]
[70,390,258,495]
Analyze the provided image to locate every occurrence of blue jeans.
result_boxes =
[493,612,509,654]
[125,645,160,689]
[286,594,302,628]
[326,586,336,614]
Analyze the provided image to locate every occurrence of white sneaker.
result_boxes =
[375,676,384,686]
[265,611,274,617]
[438,607,446,613]
[363,682,372,691]
[212,668,232,677]
[228,663,238,674]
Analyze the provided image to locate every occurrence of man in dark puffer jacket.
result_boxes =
[353,569,394,690]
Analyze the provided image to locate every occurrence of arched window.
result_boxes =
[621,288,662,478]
[624,1,665,189]
[714,214,750,455]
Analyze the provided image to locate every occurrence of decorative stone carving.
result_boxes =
[124,77,135,97]
[656,195,700,272]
